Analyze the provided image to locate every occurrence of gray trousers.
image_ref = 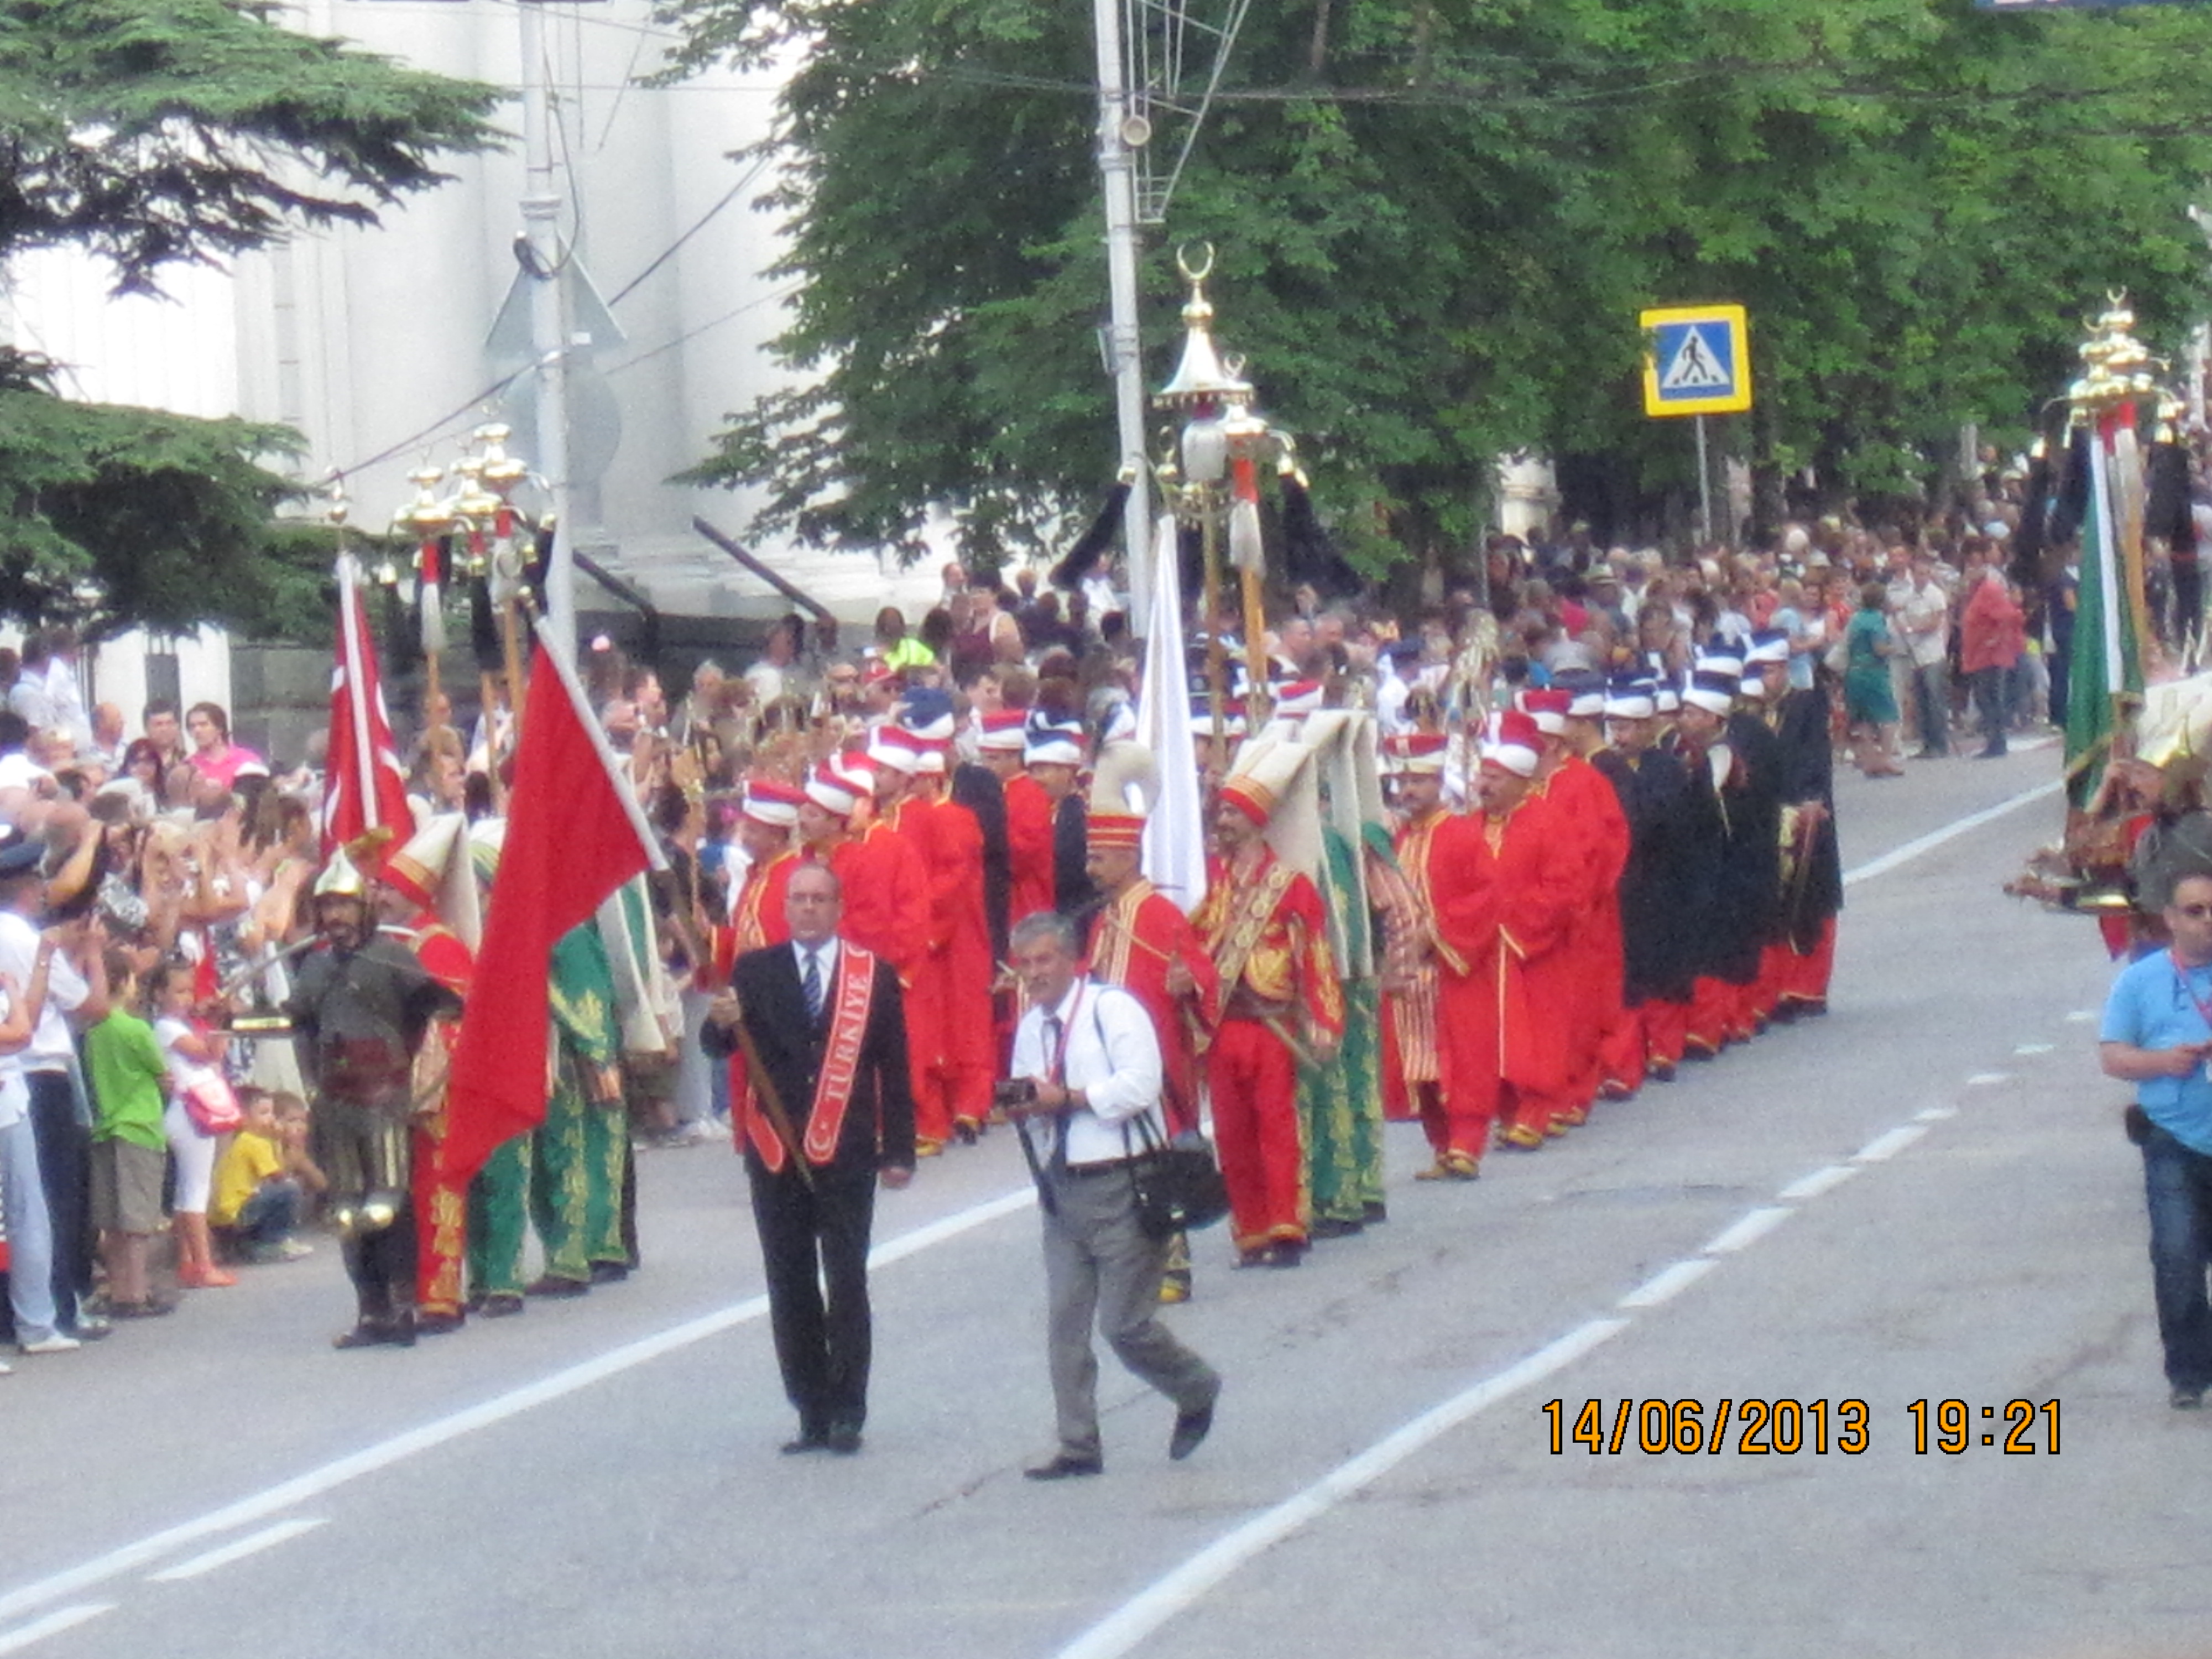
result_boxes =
[1043,1166,1220,1462]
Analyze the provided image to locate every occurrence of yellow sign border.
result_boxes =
[1640,304,1751,417]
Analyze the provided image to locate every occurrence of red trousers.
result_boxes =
[1690,975,1758,1050]
[1209,1018,1308,1252]
[1641,997,1690,1071]
[1599,1001,1646,1096]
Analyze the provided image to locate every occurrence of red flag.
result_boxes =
[439,637,660,1182]
[321,553,414,855]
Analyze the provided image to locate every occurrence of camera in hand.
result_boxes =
[994,1078,1039,1111]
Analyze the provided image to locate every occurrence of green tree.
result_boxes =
[662,0,2212,567]
[0,0,499,638]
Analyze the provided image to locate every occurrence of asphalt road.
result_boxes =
[4,738,2200,1659]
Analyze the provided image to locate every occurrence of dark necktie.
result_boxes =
[802,948,824,1022]
[1041,1013,1067,1179]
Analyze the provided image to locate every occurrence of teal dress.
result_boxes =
[1843,608,1898,724]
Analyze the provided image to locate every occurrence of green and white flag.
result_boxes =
[2065,426,2140,808]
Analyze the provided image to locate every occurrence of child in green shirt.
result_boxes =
[83,950,174,1317]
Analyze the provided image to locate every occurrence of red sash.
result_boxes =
[745,942,880,1170]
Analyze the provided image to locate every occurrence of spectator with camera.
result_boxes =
[1003,910,1220,1481]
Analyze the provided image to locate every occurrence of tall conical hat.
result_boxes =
[1087,739,1157,817]
[1219,734,1322,881]
[1296,710,1385,975]
[380,811,483,950]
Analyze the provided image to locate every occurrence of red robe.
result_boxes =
[1428,793,1583,1149]
[900,786,998,1137]
[1536,753,1631,1115]
[828,822,928,984]
[1193,848,1343,1253]
[728,846,799,964]
[1087,879,1220,1135]
[1003,771,1058,926]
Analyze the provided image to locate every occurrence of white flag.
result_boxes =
[1138,515,1207,914]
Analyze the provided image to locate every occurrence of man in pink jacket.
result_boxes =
[1960,568,2025,759]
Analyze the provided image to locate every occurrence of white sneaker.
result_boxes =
[19,1333,81,1355]
[0,1358,12,1375]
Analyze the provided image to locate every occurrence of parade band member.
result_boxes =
[1192,738,1342,1266]
[1380,732,1449,1131]
[376,816,477,1334]
[1004,911,1221,1480]
[1084,775,1220,1303]
[707,863,915,1455]
[285,847,462,1349]
[1429,711,1579,1160]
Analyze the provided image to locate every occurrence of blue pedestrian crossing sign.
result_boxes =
[1641,304,1752,417]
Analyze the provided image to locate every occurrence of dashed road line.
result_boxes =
[1851,1123,1930,1163]
[1777,1164,1858,1202]
[1617,1258,1719,1309]
[0,1605,114,1656]
[147,1519,327,1584]
[1702,1206,1793,1255]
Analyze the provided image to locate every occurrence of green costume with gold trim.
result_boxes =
[530,921,630,1284]
[1298,823,1389,1226]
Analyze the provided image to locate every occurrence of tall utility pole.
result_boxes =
[519,0,575,646]
[1093,0,1153,630]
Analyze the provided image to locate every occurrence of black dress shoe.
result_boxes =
[1362,1201,1388,1225]
[1024,1454,1104,1481]
[333,1319,404,1350]
[589,1260,631,1285]
[1265,1241,1306,1267]
[524,1274,589,1299]
[479,1292,526,1318]
[1309,1215,1363,1240]
[780,1430,830,1454]
[824,1421,864,1455]
[415,1311,466,1337]
[1168,1400,1215,1462]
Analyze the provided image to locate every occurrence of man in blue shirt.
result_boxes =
[2100,870,2212,1408]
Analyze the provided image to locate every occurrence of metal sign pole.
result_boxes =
[1695,414,1712,547]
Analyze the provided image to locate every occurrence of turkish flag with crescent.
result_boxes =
[439,636,660,1183]
[321,554,415,857]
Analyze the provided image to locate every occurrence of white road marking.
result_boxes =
[1617,1258,1718,1308]
[7,779,2048,1653]
[1965,1072,2011,1086]
[0,1185,1038,1626]
[1851,1124,1930,1164]
[1052,781,2052,1659]
[1914,1106,1958,1123]
[0,1605,114,1656]
[2065,1010,2095,1023]
[1777,1164,1859,1202]
[1051,1318,1627,1659]
[2014,1042,2054,1056]
[146,1519,327,1584]
[1701,1206,1793,1255]
[1840,777,2062,887]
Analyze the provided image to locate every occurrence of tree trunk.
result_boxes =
[1310,0,1332,76]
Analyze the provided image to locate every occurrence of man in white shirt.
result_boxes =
[1896,552,1953,758]
[0,831,97,1352]
[1006,911,1220,1480]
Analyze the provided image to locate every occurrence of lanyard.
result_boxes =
[2172,951,2212,1032]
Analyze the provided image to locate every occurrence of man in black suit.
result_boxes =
[704,863,915,1455]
